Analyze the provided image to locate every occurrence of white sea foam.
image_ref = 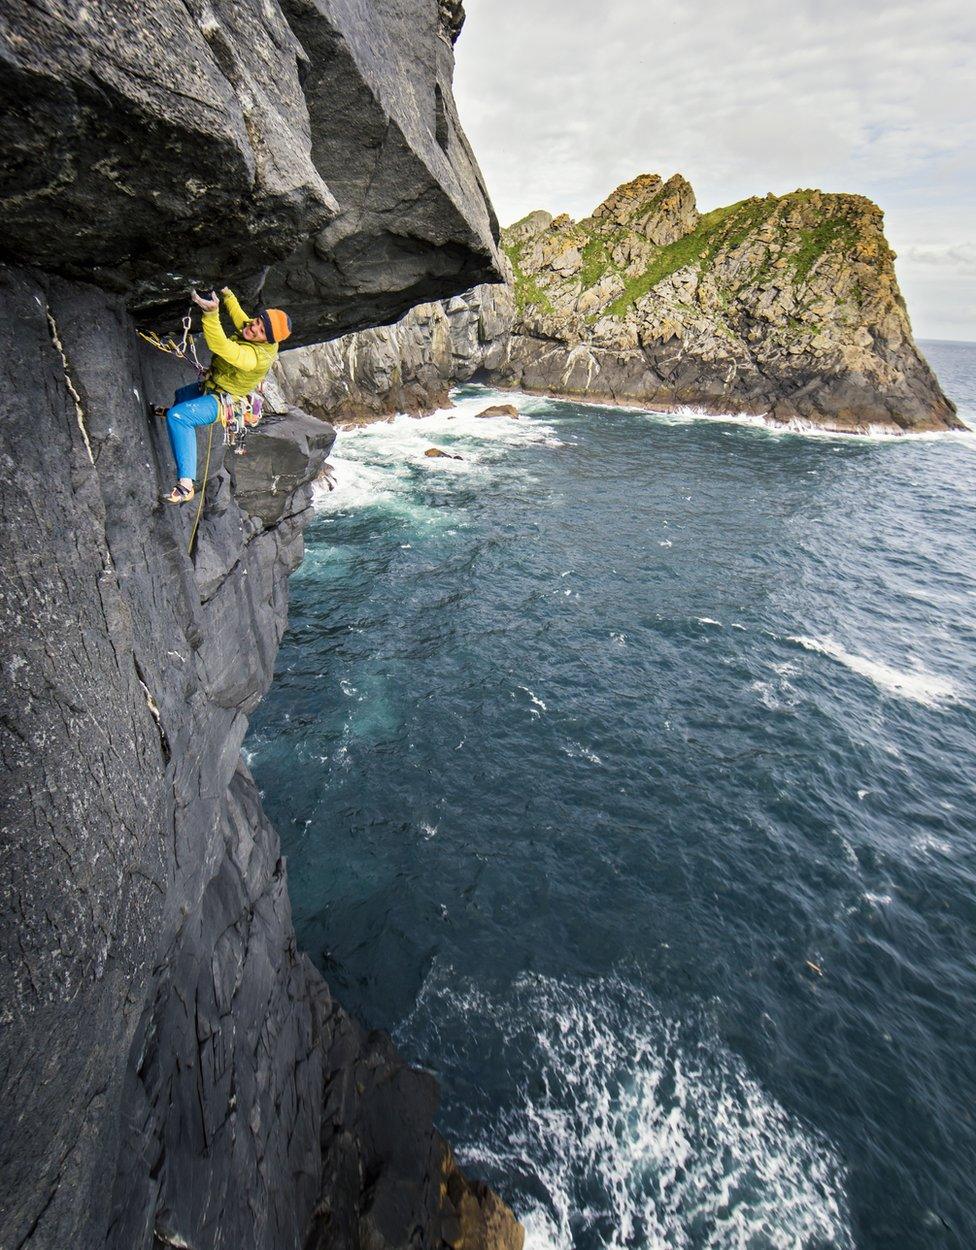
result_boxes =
[750,676,799,713]
[344,392,559,457]
[630,400,976,443]
[751,659,799,711]
[313,453,404,507]
[696,617,723,627]
[315,385,974,516]
[518,686,548,712]
[562,741,602,765]
[911,832,953,857]
[397,971,853,1250]
[789,635,958,707]
[488,381,975,443]
[313,392,560,511]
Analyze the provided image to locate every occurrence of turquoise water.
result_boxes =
[247,340,976,1249]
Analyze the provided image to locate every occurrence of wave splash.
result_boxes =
[788,635,958,706]
[312,391,561,508]
[397,970,852,1250]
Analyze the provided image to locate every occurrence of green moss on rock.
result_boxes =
[790,217,861,284]
[605,200,774,317]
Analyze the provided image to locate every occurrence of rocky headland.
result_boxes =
[0,3,521,1248]
[275,173,958,434]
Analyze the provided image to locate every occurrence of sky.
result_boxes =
[453,0,976,341]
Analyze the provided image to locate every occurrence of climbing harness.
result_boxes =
[138,306,265,458]
[217,387,264,457]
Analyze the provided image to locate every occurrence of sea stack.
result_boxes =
[496,174,960,432]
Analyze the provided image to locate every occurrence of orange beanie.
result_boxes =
[259,308,292,343]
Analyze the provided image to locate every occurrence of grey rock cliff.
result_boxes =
[270,258,514,423]
[0,3,520,1248]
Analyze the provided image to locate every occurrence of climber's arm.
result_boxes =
[220,287,250,332]
[201,307,260,371]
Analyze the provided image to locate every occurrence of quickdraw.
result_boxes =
[218,388,265,456]
[137,310,207,377]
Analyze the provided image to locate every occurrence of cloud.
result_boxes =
[899,243,976,270]
[455,0,976,338]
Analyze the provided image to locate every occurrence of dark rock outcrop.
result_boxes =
[0,3,520,1248]
[475,404,518,418]
[0,0,501,345]
[269,268,514,424]
[0,267,520,1250]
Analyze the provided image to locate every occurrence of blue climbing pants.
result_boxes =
[166,382,219,480]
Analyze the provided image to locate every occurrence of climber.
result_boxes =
[162,287,292,504]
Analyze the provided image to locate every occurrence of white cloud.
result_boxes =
[455,0,976,339]
[899,243,976,270]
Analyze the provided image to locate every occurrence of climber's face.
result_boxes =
[242,318,267,343]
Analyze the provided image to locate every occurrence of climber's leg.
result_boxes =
[165,389,219,483]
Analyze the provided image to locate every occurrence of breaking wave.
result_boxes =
[397,970,853,1250]
[313,392,561,510]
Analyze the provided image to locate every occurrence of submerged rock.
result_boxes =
[425,447,464,459]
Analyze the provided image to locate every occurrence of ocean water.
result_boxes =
[246,339,976,1249]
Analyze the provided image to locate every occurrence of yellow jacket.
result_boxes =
[202,290,278,398]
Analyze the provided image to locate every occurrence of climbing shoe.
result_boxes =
[162,483,195,505]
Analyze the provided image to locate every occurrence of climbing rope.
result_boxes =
[139,307,211,553]
[186,419,215,557]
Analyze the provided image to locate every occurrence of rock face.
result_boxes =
[476,405,518,418]
[0,4,520,1249]
[497,175,959,432]
[276,174,958,434]
[0,0,501,345]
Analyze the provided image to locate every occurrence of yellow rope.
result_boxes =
[187,419,215,557]
[137,329,190,360]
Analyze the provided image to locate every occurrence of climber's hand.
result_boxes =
[220,286,233,296]
[191,289,219,313]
